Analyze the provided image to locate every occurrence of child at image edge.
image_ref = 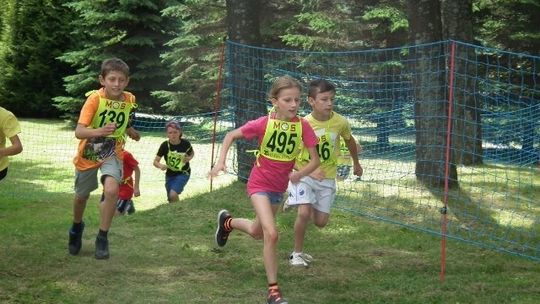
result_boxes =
[287,79,363,267]
[153,121,194,203]
[0,106,23,181]
[68,58,140,260]
[209,75,321,304]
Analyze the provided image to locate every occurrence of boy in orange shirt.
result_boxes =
[68,58,140,259]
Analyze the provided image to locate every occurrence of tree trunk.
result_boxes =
[441,0,483,165]
[408,0,458,187]
[226,0,266,181]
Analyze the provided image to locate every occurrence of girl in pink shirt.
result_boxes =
[209,75,320,304]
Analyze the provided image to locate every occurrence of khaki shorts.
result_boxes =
[286,177,336,214]
[74,157,122,197]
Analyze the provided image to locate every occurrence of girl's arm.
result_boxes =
[153,155,167,171]
[290,146,320,184]
[208,128,243,178]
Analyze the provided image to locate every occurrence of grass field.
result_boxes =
[1,182,539,303]
[1,119,539,303]
[0,118,235,207]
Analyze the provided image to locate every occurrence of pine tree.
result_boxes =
[54,0,181,120]
[0,0,75,117]
[155,0,226,114]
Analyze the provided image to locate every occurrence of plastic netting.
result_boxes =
[1,40,538,263]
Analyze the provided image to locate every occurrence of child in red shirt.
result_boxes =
[115,150,140,215]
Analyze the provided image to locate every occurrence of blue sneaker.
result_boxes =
[68,222,85,255]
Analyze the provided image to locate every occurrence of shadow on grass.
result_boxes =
[334,176,540,262]
[0,159,73,203]
[2,180,540,303]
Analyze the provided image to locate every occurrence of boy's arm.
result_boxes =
[133,165,141,197]
[126,126,140,141]
[0,134,23,157]
[290,146,320,184]
[208,128,243,178]
[345,136,363,177]
[75,122,116,139]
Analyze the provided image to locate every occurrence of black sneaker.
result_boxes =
[68,222,85,255]
[267,289,288,304]
[95,236,110,260]
[215,209,231,247]
[127,201,135,215]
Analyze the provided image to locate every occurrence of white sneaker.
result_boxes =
[288,252,313,267]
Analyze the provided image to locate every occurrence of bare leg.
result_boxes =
[293,204,312,253]
[228,194,281,283]
[168,190,179,203]
[251,194,281,284]
[99,176,119,231]
[312,210,330,228]
[73,195,88,223]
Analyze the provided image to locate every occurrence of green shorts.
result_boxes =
[74,157,122,198]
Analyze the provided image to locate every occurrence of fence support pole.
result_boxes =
[441,40,457,282]
[210,37,227,191]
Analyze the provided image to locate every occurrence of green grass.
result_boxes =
[1,118,539,303]
[1,182,540,304]
[0,118,235,207]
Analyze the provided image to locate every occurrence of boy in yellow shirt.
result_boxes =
[286,79,363,266]
[0,106,23,181]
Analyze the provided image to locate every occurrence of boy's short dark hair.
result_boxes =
[308,79,336,98]
[100,58,129,78]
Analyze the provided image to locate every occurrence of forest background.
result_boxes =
[0,0,538,119]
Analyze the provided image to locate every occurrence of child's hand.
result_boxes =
[133,188,140,197]
[100,123,117,136]
[127,127,140,141]
[208,163,226,178]
[159,164,167,171]
[289,171,302,184]
[353,163,363,177]
[309,168,325,181]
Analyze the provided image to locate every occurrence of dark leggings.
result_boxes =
[0,167,7,181]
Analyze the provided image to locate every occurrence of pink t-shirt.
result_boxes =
[240,115,318,196]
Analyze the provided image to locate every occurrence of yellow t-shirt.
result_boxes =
[0,107,21,171]
[297,111,352,178]
[73,88,136,171]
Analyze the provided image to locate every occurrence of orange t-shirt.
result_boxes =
[73,88,136,171]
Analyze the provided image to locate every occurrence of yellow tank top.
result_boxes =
[88,90,136,138]
[257,115,302,162]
